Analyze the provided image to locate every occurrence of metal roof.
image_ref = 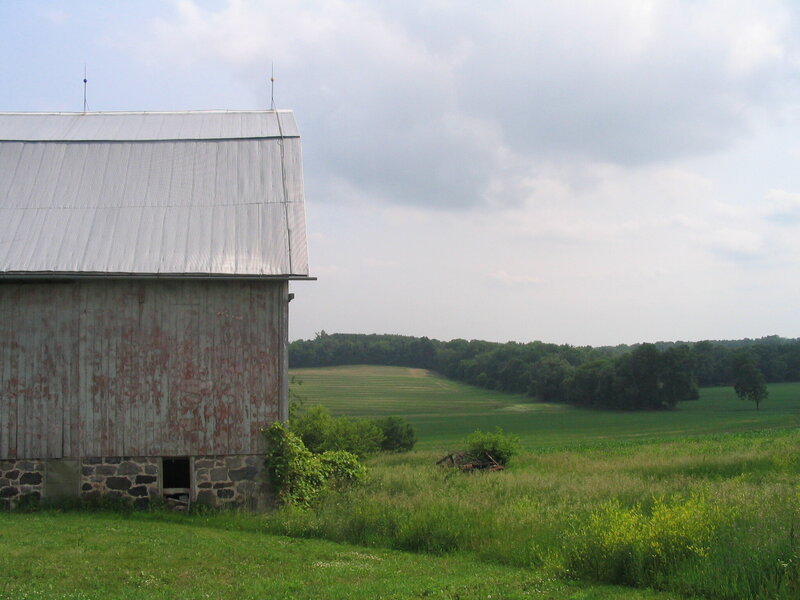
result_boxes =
[0,110,309,278]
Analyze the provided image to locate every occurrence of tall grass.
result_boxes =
[262,430,800,599]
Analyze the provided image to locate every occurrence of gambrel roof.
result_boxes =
[0,110,309,278]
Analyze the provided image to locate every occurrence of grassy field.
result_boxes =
[0,512,679,600]
[290,365,800,450]
[277,366,800,598]
[4,366,799,599]
[263,428,800,599]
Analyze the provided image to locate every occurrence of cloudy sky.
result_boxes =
[3,0,800,346]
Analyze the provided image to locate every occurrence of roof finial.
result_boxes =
[82,64,88,113]
[270,63,276,110]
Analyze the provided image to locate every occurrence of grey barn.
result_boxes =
[0,110,311,508]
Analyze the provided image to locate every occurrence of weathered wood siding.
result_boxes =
[0,280,288,459]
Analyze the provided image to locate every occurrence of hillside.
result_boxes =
[290,332,800,410]
[290,365,800,450]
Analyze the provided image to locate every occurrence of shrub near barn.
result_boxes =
[292,405,417,455]
[292,405,383,457]
[263,422,365,508]
[266,405,417,507]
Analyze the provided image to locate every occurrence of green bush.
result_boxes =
[374,416,416,452]
[325,416,383,457]
[264,422,325,507]
[318,450,367,491]
[287,375,306,421]
[292,404,383,457]
[264,422,366,508]
[291,404,333,453]
[465,428,521,466]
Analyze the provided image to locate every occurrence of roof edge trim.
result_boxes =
[0,109,296,116]
[0,272,316,281]
[0,136,300,143]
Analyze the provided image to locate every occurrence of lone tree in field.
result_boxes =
[732,352,768,410]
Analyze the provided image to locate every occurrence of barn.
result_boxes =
[0,110,311,508]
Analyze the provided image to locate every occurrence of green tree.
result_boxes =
[659,346,699,408]
[613,344,661,409]
[731,352,768,410]
[566,359,615,407]
[532,355,573,402]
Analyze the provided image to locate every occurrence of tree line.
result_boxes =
[289,333,798,410]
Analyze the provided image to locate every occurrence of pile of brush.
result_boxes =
[436,451,504,472]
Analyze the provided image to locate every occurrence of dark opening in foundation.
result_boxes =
[162,457,191,500]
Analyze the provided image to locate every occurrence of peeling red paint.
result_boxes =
[1,280,287,459]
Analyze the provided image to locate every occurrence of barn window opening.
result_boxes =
[162,457,191,491]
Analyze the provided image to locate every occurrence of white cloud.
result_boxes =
[136,0,800,212]
[764,189,800,223]
[703,228,766,260]
[16,0,795,344]
[488,271,543,287]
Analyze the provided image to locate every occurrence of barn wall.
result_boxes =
[0,279,288,459]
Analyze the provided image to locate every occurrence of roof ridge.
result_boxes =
[0,109,293,115]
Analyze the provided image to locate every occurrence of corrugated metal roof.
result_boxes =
[0,110,300,141]
[0,111,309,277]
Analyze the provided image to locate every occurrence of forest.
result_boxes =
[289,333,800,410]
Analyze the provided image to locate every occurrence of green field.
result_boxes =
[290,365,800,450]
[3,366,799,599]
[275,366,800,598]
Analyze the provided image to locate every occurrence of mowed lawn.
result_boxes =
[290,365,800,450]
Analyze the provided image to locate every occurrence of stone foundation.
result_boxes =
[0,459,46,509]
[1,455,268,510]
[80,457,160,509]
[194,455,269,509]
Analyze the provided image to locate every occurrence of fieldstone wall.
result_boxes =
[0,459,45,508]
[194,455,269,509]
[80,457,159,509]
[2,454,268,510]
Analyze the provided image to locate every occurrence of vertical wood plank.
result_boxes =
[2,279,286,461]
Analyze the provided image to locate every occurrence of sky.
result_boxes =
[3,0,800,346]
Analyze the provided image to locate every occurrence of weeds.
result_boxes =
[564,494,726,586]
[262,430,800,599]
